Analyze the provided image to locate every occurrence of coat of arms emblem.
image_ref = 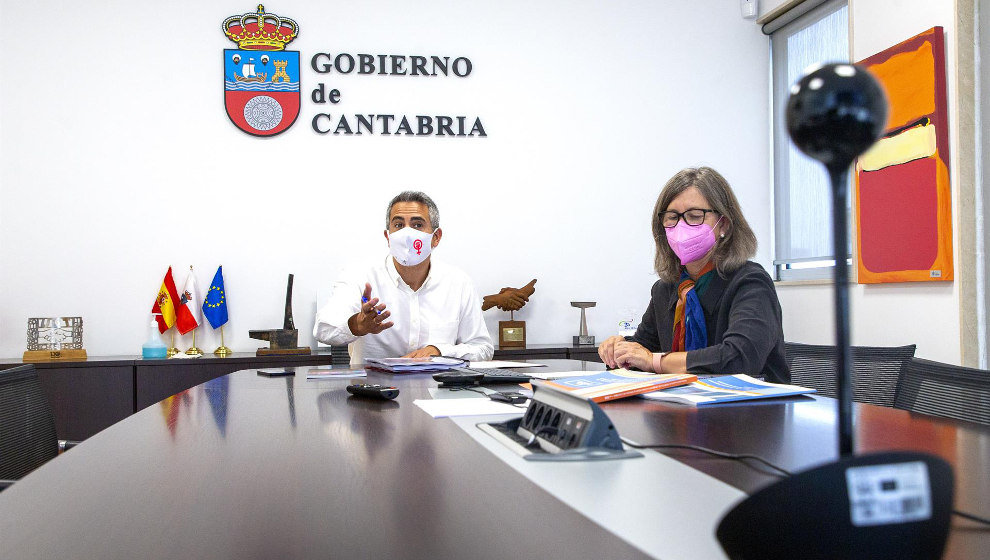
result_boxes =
[222,5,300,136]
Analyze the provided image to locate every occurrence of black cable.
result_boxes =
[620,437,792,477]
[525,426,560,447]
[619,437,990,526]
[952,510,990,526]
[448,386,529,408]
[447,386,488,397]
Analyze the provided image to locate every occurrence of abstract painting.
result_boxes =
[855,27,952,283]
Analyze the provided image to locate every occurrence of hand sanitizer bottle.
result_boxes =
[143,314,168,359]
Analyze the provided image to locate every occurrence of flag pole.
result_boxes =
[167,329,179,357]
[214,325,232,357]
[186,327,203,356]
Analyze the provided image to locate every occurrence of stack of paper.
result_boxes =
[364,356,465,373]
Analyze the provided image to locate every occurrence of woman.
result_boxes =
[598,167,789,383]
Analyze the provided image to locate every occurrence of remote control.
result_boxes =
[346,384,399,400]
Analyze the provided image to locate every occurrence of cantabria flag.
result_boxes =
[177,267,201,335]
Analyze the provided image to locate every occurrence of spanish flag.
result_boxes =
[152,267,185,334]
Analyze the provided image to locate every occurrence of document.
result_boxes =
[413,398,526,418]
[640,374,815,406]
[539,370,697,403]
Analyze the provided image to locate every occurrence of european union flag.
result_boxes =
[202,266,229,329]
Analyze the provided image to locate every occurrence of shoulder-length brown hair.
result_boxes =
[651,167,757,283]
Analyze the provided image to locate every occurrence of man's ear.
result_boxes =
[383,230,390,244]
[432,228,442,248]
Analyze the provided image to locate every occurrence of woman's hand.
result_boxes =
[613,341,655,372]
[598,335,626,368]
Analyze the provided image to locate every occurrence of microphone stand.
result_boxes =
[827,162,854,456]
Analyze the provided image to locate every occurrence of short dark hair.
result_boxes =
[651,167,757,283]
[385,191,440,229]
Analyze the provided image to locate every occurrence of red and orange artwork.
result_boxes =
[855,27,952,283]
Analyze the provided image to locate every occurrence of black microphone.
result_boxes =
[786,62,887,457]
[716,64,953,560]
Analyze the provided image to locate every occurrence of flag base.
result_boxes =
[185,346,204,356]
[214,345,233,357]
[167,347,180,357]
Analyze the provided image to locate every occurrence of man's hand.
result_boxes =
[347,283,394,336]
[612,341,654,372]
[402,346,440,358]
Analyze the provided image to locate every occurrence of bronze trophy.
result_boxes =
[482,279,536,348]
[249,274,312,356]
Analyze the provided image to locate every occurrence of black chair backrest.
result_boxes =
[894,358,990,426]
[784,342,917,407]
[0,364,59,480]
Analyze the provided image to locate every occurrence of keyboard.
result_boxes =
[458,367,533,384]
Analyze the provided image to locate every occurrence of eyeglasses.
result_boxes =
[660,208,718,228]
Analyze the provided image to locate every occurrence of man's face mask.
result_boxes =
[388,227,436,267]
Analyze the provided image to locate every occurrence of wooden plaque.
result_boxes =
[498,320,526,348]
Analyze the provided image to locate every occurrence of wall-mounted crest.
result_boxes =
[222,5,300,136]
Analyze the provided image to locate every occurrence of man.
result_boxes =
[314,191,494,361]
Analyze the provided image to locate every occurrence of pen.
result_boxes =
[362,295,382,314]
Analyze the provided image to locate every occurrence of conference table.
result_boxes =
[0,360,986,559]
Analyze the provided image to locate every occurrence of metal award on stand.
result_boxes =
[571,302,596,346]
[24,316,87,362]
[249,273,311,356]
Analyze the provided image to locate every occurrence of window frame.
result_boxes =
[770,0,851,282]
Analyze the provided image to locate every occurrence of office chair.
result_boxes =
[893,358,990,426]
[0,364,72,491]
[784,342,916,407]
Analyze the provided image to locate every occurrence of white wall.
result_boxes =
[760,0,796,19]
[0,0,770,357]
[776,0,963,363]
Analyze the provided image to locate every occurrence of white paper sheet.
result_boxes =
[466,360,548,368]
[525,370,602,380]
[413,398,526,418]
[305,368,367,379]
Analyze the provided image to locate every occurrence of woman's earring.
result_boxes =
[720,233,725,239]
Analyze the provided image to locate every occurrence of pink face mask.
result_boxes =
[665,217,722,265]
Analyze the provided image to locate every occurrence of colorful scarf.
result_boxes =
[671,262,715,352]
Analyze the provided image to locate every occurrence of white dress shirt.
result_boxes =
[313,256,494,361]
